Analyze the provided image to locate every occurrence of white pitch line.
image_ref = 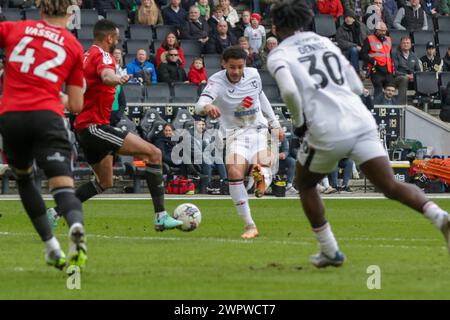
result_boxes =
[0,231,443,250]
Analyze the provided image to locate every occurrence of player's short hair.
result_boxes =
[222,46,248,62]
[93,19,118,41]
[270,0,313,34]
[36,0,75,17]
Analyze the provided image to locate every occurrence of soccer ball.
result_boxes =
[172,203,202,232]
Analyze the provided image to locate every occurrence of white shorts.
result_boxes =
[226,127,270,164]
[297,129,388,174]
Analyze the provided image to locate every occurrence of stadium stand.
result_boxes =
[122,84,145,103]
[23,8,39,20]
[313,14,336,38]
[437,16,450,31]
[171,83,200,102]
[145,83,172,103]
[415,72,440,112]
[105,10,128,28]
[412,30,434,45]
[3,8,22,21]
[80,9,99,25]
[126,39,151,55]
[129,25,154,41]
[154,25,177,40]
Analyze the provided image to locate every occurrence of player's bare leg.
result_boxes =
[296,162,345,268]
[226,153,258,239]
[360,156,450,253]
[118,132,182,231]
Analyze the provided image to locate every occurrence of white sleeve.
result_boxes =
[259,90,281,128]
[267,50,304,127]
[195,79,220,115]
[344,63,364,96]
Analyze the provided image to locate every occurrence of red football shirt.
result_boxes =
[0,20,84,117]
[74,45,116,129]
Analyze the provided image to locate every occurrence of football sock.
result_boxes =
[52,187,84,227]
[45,236,61,253]
[145,164,166,214]
[55,180,103,216]
[313,222,339,258]
[17,175,53,241]
[261,166,272,189]
[423,201,448,229]
[156,211,167,220]
[229,180,255,227]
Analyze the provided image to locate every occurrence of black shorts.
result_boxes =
[76,124,129,165]
[0,110,73,178]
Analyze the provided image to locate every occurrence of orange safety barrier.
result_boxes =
[412,158,450,184]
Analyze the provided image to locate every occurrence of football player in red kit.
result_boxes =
[0,0,87,270]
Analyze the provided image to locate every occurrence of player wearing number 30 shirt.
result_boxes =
[0,0,87,271]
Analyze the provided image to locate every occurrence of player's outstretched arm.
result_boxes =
[344,65,364,96]
[195,82,221,119]
[100,68,130,86]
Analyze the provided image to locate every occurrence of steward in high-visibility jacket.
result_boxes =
[364,33,394,76]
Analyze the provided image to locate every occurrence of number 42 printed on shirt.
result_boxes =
[9,36,67,83]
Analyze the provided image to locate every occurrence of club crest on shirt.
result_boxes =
[251,80,258,89]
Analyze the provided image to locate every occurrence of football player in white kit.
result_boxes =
[268,0,450,268]
[195,46,284,239]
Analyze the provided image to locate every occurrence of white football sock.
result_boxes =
[44,236,60,253]
[261,166,272,188]
[229,180,255,227]
[313,222,339,258]
[423,202,448,229]
[156,211,167,220]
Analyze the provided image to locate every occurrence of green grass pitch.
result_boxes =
[0,198,450,299]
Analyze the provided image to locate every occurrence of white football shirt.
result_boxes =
[195,67,280,131]
[267,31,377,149]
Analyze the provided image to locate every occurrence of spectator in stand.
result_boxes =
[154,123,189,176]
[208,5,230,36]
[188,56,208,84]
[374,82,399,104]
[364,0,394,31]
[157,48,188,83]
[277,138,297,195]
[126,49,158,84]
[196,0,211,20]
[220,0,239,28]
[233,9,251,39]
[244,13,266,54]
[420,41,443,73]
[266,24,280,42]
[238,36,262,69]
[443,45,450,71]
[113,48,127,76]
[162,0,188,29]
[336,9,368,73]
[206,20,238,54]
[437,0,450,16]
[317,0,344,20]
[384,0,399,17]
[394,0,428,31]
[180,5,210,52]
[155,32,186,68]
[135,0,164,25]
[329,158,355,193]
[393,36,422,104]
[260,36,278,69]
[361,21,394,98]
[342,0,371,19]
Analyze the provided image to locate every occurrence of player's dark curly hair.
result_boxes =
[270,0,313,36]
[36,0,75,17]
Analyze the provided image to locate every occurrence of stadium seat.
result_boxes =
[263,84,282,103]
[129,25,154,41]
[415,72,439,112]
[105,10,128,28]
[146,118,166,142]
[412,44,427,56]
[145,83,172,103]
[172,108,195,130]
[437,16,450,31]
[259,70,277,86]
[154,25,177,40]
[122,84,145,103]
[126,40,151,55]
[205,116,220,130]
[139,108,165,137]
[152,39,163,53]
[439,45,448,58]
[76,25,94,40]
[24,9,40,20]
[80,9,99,25]
[203,54,222,69]
[116,115,138,134]
[313,14,337,38]
[3,9,22,21]
[412,30,434,45]
[78,39,93,52]
[171,83,200,102]
[437,31,450,55]
[388,29,410,46]
[180,40,203,56]
[124,53,136,65]
[440,72,450,87]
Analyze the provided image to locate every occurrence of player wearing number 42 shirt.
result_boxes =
[195,46,283,239]
[268,0,450,269]
[0,0,87,270]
